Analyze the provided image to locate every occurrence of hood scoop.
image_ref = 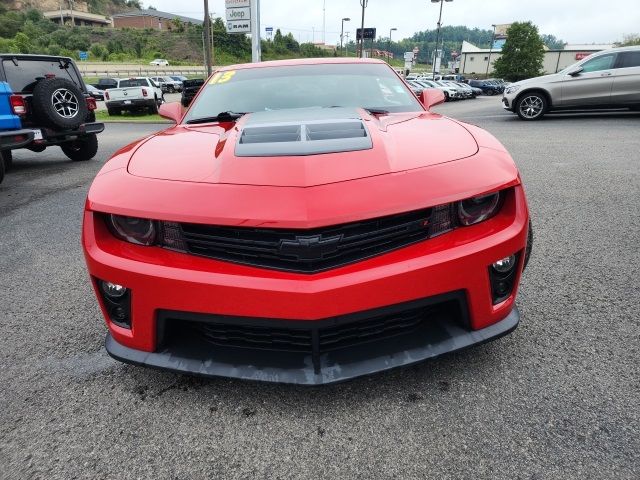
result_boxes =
[235,108,372,157]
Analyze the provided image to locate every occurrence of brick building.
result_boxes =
[112,9,203,30]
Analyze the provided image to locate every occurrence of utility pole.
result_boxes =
[203,0,212,75]
[431,0,453,79]
[359,0,367,58]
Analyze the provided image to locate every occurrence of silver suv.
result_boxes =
[503,46,640,120]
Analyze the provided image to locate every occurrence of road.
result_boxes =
[1,98,638,479]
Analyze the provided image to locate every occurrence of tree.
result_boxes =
[540,33,565,50]
[493,22,545,82]
[616,33,640,46]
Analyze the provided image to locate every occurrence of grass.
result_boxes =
[95,110,170,123]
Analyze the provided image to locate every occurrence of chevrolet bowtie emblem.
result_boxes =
[279,234,343,261]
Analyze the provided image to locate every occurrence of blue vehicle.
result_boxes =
[0,54,105,184]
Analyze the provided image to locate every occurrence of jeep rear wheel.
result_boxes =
[516,93,547,120]
[60,134,98,161]
[32,78,88,129]
[1,150,13,171]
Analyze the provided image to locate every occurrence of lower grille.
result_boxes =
[158,292,469,374]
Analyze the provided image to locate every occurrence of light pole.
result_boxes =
[359,0,368,58]
[485,23,497,77]
[340,17,350,56]
[431,0,453,79]
[388,27,397,63]
[203,0,212,76]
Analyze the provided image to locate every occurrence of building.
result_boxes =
[458,41,614,76]
[43,9,112,27]
[112,9,203,30]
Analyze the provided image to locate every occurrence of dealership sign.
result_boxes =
[225,0,251,34]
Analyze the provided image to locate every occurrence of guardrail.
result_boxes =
[77,65,211,78]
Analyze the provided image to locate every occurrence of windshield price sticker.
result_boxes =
[209,71,236,85]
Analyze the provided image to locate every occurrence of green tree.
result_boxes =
[617,33,640,46]
[493,22,545,82]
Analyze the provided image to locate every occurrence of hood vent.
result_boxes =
[236,113,372,157]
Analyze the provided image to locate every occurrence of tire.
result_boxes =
[168,85,175,93]
[107,107,121,116]
[148,97,159,114]
[0,152,5,184]
[32,78,88,130]
[60,133,98,161]
[524,220,533,270]
[1,149,13,171]
[515,92,547,120]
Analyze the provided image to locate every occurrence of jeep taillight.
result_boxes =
[10,95,26,115]
[142,89,148,97]
[105,91,110,100]
[86,97,97,111]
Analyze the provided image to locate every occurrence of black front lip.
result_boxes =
[105,306,519,385]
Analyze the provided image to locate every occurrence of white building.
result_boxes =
[458,41,614,76]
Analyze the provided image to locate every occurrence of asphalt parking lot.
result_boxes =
[1,97,638,479]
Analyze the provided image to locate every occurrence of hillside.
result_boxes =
[4,0,139,16]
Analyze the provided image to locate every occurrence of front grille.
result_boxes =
[158,292,468,374]
[164,205,453,273]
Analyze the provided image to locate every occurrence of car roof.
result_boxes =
[217,57,388,72]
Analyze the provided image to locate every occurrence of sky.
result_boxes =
[146,0,639,46]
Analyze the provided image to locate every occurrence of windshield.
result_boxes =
[184,63,422,122]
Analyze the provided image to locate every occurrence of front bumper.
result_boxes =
[0,122,103,150]
[105,304,520,385]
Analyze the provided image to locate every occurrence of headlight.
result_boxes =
[108,214,157,245]
[505,85,521,94]
[457,192,501,226]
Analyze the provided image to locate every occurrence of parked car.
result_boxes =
[440,80,472,99]
[0,54,104,181]
[406,80,424,95]
[180,78,205,107]
[442,74,466,82]
[92,77,118,91]
[468,79,502,96]
[411,79,457,101]
[149,58,169,66]
[86,84,105,101]
[170,75,188,82]
[503,45,640,120]
[151,76,182,93]
[83,58,532,385]
[104,77,163,115]
[453,81,478,98]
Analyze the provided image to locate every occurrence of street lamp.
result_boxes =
[388,27,397,63]
[431,0,453,80]
[486,23,497,77]
[340,17,350,56]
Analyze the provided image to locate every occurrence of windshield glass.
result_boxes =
[2,58,82,93]
[184,63,422,122]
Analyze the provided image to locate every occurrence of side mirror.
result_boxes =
[568,67,584,77]
[419,88,446,110]
[158,102,183,123]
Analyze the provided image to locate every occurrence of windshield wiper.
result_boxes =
[363,107,390,115]
[186,111,248,124]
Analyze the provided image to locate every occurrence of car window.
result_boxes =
[185,63,423,120]
[618,51,640,68]
[119,79,150,88]
[2,58,82,93]
[581,54,616,73]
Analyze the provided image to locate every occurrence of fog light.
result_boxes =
[101,281,127,298]
[492,255,516,273]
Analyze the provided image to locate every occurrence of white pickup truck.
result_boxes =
[104,77,163,115]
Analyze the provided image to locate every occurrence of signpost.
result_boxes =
[225,0,260,62]
[78,51,88,61]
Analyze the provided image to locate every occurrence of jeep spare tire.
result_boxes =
[32,78,88,130]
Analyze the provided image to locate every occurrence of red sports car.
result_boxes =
[82,58,531,385]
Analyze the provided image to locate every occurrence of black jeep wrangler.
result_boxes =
[0,54,104,180]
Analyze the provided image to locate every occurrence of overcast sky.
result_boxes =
[146,0,639,45]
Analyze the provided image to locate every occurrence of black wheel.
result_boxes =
[107,107,121,116]
[148,97,159,114]
[1,149,13,171]
[524,220,533,270]
[168,85,175,93]
[516,92,547,120]
[0,152,5,184]
[60,133,98,161]
[32,78,88,129]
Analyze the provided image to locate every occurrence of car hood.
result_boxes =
[127,107,479,187]
[512,72,563,87]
